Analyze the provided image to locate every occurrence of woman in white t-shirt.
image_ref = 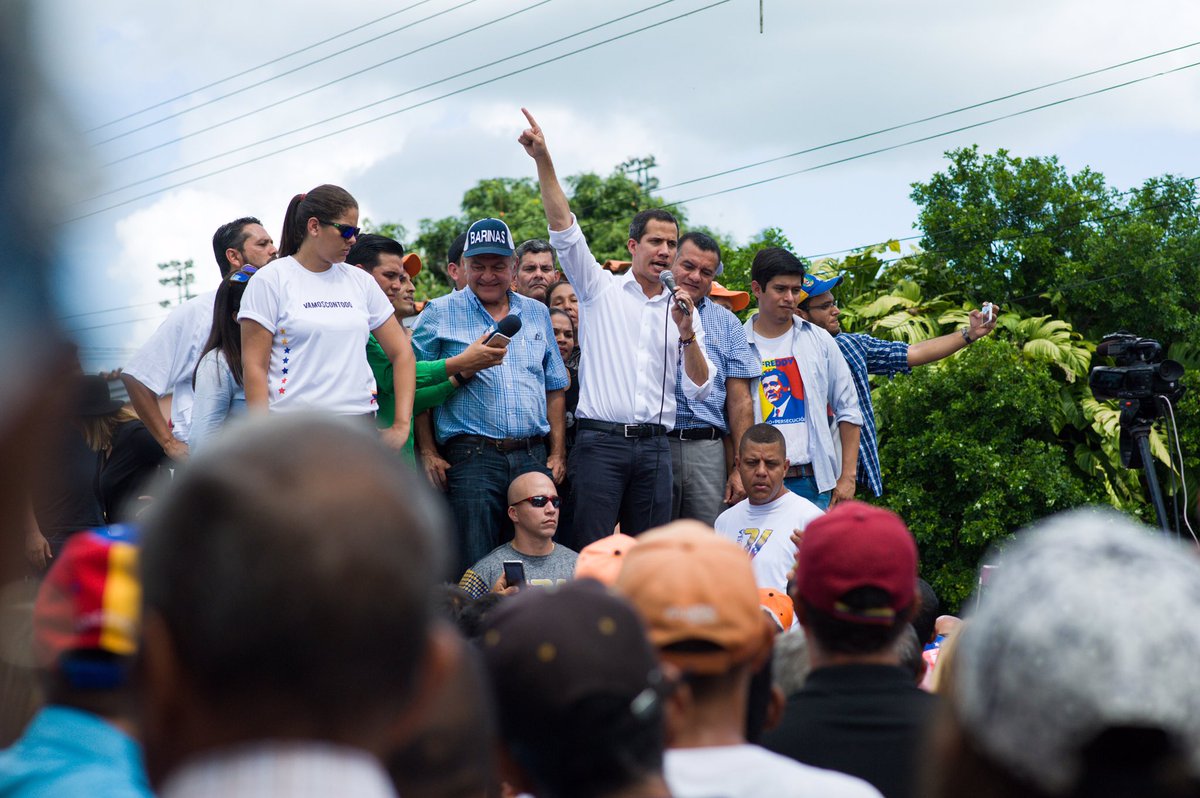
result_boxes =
[239,184,415,451]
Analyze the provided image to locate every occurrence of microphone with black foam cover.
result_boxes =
[486,314,522,345]
[658,270,691,316]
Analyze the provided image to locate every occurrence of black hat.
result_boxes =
[480,580,664,739]
[77,375,123,417]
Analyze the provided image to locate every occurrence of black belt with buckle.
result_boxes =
[577,419,668,438]
[786,463,815,478]
[667,426,723,441]
[448,435,538,452]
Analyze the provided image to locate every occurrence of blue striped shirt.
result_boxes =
[835,332,911,497]
[674,299,760,432]
[412,289,569,444]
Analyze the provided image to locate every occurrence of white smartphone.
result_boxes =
[485,331,512,346]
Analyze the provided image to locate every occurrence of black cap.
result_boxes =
[480,580,663,738]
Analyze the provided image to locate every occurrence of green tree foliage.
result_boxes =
[911,146,1200,346]
[408,160,683,295]
[719,227,797,317]
[361,218,451,302]
[873,339,1097,609]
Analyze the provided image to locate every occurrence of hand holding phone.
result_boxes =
[502,560,527,589]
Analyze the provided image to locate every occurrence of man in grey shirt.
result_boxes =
[459,471,577,598]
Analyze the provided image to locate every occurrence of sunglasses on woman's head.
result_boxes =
[229,265,258,283]
[510,495,561,509]
[319,219,361,240]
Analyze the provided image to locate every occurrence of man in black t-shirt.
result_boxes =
[762,502,937,798]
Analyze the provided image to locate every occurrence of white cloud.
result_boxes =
[37,0,1200,368]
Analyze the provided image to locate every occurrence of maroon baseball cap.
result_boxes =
[794,501,917,625]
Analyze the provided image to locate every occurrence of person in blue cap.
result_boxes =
[796,274,997,497]
[411,217,570,578]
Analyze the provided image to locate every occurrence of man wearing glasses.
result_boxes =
[458,471,577,599]
[412,217,569,578]
[796,274,998,498]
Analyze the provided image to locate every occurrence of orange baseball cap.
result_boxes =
[708,280,750,312]
[615,521,774,675]
[758,587,794,631]
[402,252,422,278]
[575,533,639,586]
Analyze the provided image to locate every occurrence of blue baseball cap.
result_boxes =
[799,273,844,302]
[464,218,515,258]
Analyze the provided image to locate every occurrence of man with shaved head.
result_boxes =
[458,471,577,598]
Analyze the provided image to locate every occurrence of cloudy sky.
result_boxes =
[35,0,1200,371]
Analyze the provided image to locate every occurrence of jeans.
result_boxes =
[569,429,672,546]
[784,475,831,510]
[444,438,550,577]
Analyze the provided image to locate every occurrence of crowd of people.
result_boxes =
[7,105,1200,798]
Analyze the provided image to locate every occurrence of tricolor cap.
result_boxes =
[463,218,515,258]
[575,533,639,586]
[799,272,844,302]
[33,525,141,688]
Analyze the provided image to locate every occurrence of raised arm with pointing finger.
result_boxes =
[518,108,714,544]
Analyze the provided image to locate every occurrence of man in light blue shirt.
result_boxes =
[412,217,569,574]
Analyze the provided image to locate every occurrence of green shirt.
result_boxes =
[366,333,458,460]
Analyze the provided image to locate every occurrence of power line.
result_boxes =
[800,175,1196,261]
[656,38,1200,194]
[83,0,451,136]
[81,0,679,200]
[66,0,730,223]
[665,57,1200,207]
[68,314,169,334]
[102,0,554,168]
[59,300,169,321]
[817,183,1200,306]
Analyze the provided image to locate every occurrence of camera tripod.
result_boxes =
[1119,398,1172,536]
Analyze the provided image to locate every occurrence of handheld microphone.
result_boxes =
[486,314,522,345]
[658,270,691,316]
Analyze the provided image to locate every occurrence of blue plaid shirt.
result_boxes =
[674,299,759,432]
[412,289,569,444]
[835,332,911,497]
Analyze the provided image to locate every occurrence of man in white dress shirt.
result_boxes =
[519,108,714,544]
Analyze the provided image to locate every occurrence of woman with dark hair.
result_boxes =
[546,279,580,372]
[238,184,415,449]
[76,375,165,523]
[548,307,579,431]
[190,264,256,452]
[546,279,578,330]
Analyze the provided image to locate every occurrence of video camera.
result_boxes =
[1088,332,1185,407]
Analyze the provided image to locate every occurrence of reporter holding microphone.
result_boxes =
[411,217,570,578]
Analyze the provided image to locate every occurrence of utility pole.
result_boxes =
[619,156,659,192]
[157,259,196,308]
